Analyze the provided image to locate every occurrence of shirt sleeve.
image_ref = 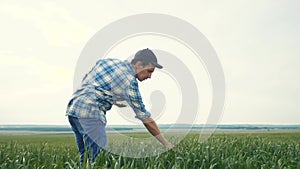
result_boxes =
[124,80,151,120]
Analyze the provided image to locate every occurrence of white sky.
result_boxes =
[0,1,299,125]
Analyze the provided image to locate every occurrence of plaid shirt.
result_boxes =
[66,58,151,124]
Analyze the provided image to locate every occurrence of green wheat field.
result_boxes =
[0,132,300,169]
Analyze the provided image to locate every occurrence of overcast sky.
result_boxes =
[0,1,299,125]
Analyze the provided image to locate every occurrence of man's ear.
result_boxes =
[135,61,143,68]
[134,61,143,74]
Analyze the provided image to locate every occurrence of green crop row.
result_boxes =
[0,132,299,169]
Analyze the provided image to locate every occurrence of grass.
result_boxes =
[0,132,300,168]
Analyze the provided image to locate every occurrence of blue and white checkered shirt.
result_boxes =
[66,58,151,124]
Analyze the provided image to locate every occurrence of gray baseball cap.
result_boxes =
[134,48,163,69]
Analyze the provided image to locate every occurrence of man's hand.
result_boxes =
[142,118,179,152]
[165,142,174,150]
[168,144,181,152]
[155,134,179,152]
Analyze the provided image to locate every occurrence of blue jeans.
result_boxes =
[68,116,107,164]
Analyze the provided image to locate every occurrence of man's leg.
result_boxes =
[79,118,107,162]
[68,116,85,164]
[86,136,100,162]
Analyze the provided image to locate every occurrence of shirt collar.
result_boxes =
[124,60,136,77]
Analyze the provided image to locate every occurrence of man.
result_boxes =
[66,48,174,164]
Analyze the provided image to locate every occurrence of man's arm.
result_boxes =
[142,117,174,149]
[123,80,174,149]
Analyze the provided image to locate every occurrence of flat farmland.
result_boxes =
[0,132,300,168]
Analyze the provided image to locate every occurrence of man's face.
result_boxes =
[134,61,155,82]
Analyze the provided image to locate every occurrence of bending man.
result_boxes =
[66,48,173,164]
